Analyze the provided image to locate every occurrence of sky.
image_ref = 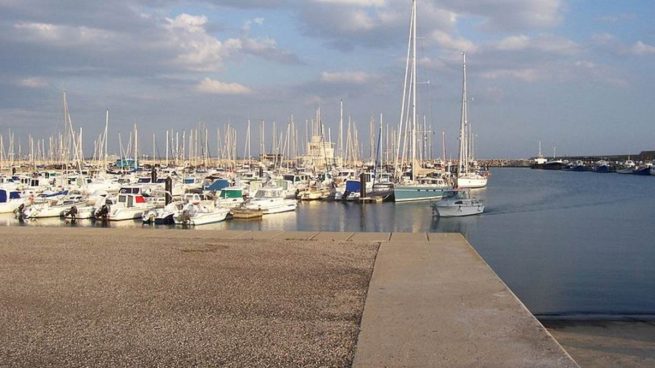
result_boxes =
[0,0,654,159]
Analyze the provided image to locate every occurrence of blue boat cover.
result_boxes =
[345,180,361,193]
[206,179,231,191]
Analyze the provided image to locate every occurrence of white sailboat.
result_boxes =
[456,52,488,189]
[393,0,451,202]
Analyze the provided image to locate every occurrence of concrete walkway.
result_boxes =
[353,232,580,368]
[0,228,579,367]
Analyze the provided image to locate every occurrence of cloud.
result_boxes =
[495,34,579,54]
[164,14,240,71]
[14,22,116,47]
[592,33,655,56]
[195,78,252,94]
[430,30,477,52]
[481,68,542,82]
[313,0,385,6]
[320,71,375,84]
[17,77,49,88]
[630,41,655,55]
[438,0,564,30]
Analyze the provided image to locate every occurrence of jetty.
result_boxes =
[0,227,578,367]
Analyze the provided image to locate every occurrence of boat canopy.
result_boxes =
[206,179,230,191]
[219,188,243,198]
[345,180,362,193]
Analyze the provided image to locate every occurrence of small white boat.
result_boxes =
[95,193,155,221]
[143,201,183,225]
[174,204,230,226]
[23,193,87,219]
[0,188,23,214]
[432,189,484,217]
[243,186,297,215]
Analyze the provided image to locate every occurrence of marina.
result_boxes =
[2,167,654,319]
[2,0,655,366]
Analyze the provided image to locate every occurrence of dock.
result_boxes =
[0,227,578,367]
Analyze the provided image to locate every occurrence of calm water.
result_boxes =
[4,168,655,316]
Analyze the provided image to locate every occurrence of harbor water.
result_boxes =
[3,167,655,317]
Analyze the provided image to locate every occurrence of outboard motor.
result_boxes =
[63,205,78,223]
[95,202,110,222]
[14,203,26,221]
[179,210,191,226]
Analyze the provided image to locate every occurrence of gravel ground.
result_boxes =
[0,227,379,368]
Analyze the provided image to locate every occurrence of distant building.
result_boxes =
[301,135,335,169]
[115,158,137,170]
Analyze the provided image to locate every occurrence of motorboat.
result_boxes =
[0,188,23,214]
[242,186,297,215]
[23,192,88,219]
[215,187,245,209]
[593,160,611,173]
[143,201,183,225]
[633,162,652,176]
[95,193,155,221]
[432,189,484,217]
[174,203,230,226]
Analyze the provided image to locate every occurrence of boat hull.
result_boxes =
[175,209,229,226]
[393,185,448,202]
[456,175,488,189]
[434,204,484,217]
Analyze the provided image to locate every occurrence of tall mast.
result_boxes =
[104,109,109,171]
[458,52,469,176]
[339,99,343,166]
[134,123,138,169]
[411,0,417,179]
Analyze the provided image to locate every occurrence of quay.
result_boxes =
[0,227,578,367]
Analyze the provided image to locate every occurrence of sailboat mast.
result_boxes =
[394,0,415,179]
[458,52,469,176]
[339,99,343,166]
[411,0,417,179]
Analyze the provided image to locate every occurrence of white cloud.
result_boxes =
[14,22,115,46]
[592,33,655,56]
[314,0,385,6]
[495,34,578,54]
[430,30,477,52]
[17,77,48,88]
[165,13,240,71]
[481,68,542,82]
[195,78,252,94]
[320,71,374,84]
[630,41,655,55]
[496,35,530,50]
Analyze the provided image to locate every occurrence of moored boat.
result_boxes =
[174,204,229,226]
[243,186,297,215]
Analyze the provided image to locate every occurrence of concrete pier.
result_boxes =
[0,228,578,367]
[353,232,579,367]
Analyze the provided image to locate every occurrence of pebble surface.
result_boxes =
[0,227,379,368]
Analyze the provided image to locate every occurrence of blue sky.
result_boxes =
[0,0,653,159]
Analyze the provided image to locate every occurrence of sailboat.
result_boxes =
[393,0,451,202]
[455,53,488,189]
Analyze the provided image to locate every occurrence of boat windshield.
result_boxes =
[443,190,468,200]
[254,189,279,198]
